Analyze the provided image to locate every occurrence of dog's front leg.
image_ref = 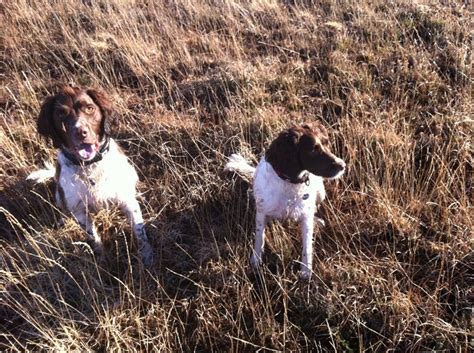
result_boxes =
[300,214,314,279]
[250,211,267,268]
[71,207,102,255]
[121,198,153,266]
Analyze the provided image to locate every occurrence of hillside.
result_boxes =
[1,0,472,351]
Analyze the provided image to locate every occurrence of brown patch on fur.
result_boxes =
[266,122,344,180]
[86,89,113,137]
[36,86,112,151]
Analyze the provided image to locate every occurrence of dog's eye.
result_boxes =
[84,104,95,114]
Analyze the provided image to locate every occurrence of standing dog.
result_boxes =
[27,86,153,265]
[225,122,345,278]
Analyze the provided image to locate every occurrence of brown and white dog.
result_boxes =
[225,122,345,278]
[27,86,153,265]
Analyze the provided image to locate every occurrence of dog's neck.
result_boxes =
[266,159,309,185]
[62,136,111,167]
[273,167,309,184]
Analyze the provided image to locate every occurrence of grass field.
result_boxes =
[1,0,472,351]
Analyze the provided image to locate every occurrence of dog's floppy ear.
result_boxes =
[37,95,64,148]
[86,89,113,138]
[265,127,303,179]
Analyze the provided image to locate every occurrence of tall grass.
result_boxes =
[1,0,472,351]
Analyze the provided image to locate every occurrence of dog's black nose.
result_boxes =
[76,126,88,139]
[334,158,346,171]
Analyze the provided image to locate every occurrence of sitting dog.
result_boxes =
[225,122,345,278]
[27,86,153,266]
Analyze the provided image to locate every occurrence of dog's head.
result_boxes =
[265,122,346,181]
[37,86,112,162]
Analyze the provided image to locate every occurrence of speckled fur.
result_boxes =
[253,157,326,278]
[253,158,326,221]
[225,152,343,278]
[29,139,153,265]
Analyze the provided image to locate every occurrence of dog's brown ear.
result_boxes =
[37,95,64,148]
[86,89,113,137]
[302,121,329,146]
[265,127,303,179]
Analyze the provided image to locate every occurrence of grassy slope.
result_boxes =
[1,0,472,351]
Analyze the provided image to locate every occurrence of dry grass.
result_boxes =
[1,0,472,351]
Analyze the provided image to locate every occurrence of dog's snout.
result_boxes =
[76,126,89,139]
[335,158,346,170]
[331,158,346,173]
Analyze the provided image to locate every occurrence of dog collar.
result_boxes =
[62,137,110,166]
[273,168,310,185]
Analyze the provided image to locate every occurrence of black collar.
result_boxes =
[62,137,110,166]
[273,166,310,185]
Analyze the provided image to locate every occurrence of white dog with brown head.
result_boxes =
[27,86,153,266]
[225,122,345,278]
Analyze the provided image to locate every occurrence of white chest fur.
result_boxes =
[57,139,139,213]
[252,158,326,221]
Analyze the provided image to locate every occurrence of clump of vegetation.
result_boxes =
[1,1,472,351]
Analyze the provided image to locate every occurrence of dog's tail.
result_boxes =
[27,161,55,184]
[224,153,256,181]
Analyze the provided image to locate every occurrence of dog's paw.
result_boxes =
[299,264,312,280]
[76,239,104,260]
[139,241,154,267]
[299,269,311,280]
[315,216,325,227]
[133,225,154,267]
[91,240,104,258]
